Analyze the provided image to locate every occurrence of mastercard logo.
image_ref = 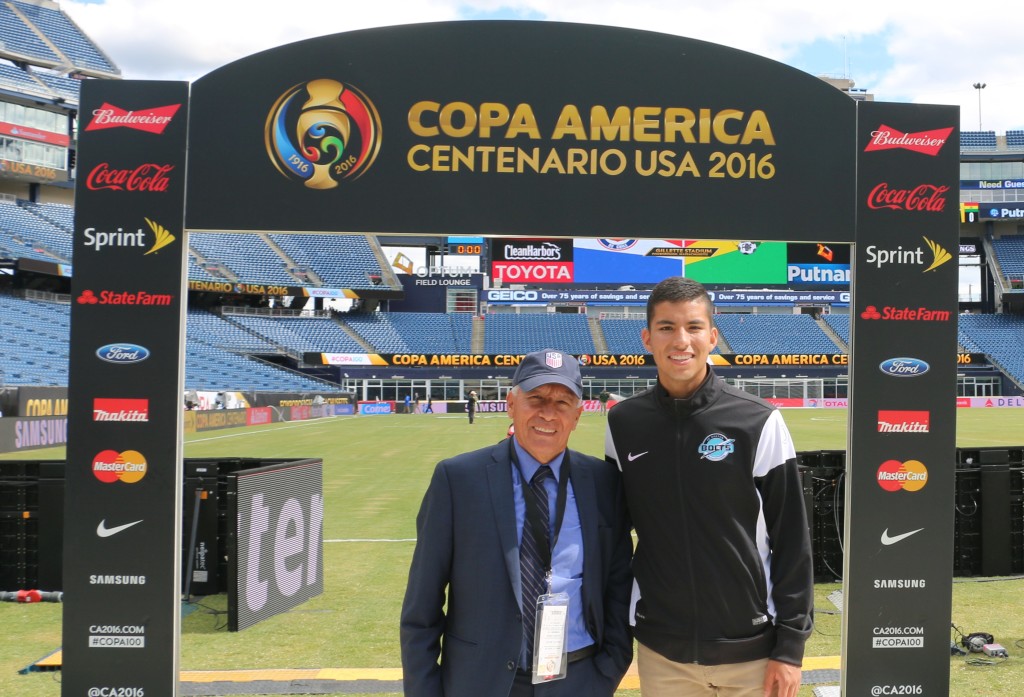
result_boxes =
[876,459,928,492]
[92,450,147,484]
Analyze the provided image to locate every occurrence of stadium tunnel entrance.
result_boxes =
[64,21,960,697]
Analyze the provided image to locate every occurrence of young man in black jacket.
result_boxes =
[605,277,813,697]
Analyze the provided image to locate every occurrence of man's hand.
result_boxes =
[763,659,801,697]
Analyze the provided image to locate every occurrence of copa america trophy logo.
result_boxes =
[265,79,382,189]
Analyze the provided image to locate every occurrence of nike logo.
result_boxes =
[881,527,923,546]
[97,519,143,538]
[627,451,648,462]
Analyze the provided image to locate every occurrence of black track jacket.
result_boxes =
[604,370,813,667]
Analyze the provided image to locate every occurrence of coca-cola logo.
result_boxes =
[85,163,174,192]
[867,183,948,212]
[85,103,181,134]
[864,124,953,156]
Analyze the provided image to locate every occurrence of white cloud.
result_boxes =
[63,0,1024,131]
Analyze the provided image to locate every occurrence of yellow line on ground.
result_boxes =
[178,658,841,684]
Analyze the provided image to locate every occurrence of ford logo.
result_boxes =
[879,357,929,377]
[96,343,151,364]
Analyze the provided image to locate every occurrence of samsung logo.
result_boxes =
[879,357,929,377]
[96,343,150,364]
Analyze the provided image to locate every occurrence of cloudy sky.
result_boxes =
[63,0,1024,133]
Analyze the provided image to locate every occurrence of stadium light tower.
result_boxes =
[973,82,986,131]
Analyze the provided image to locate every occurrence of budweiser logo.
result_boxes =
[86,103,180,134]
[867,183,948,212]
[864,124,953,156]
[85,163,174,192]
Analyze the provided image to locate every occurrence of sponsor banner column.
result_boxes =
[63,81,188,697]
[844,103,959,694]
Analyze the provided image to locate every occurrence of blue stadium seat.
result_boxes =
[714,314,842,354]
[483,314,595,354]
[958,314,1024,385]
[11,0,119,75]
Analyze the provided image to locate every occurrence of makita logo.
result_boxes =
[867,183,948,212]
[877,410,930,433]
[864,124,953,156]
[86,103,180,134]
[93,398,150,423]
[503,242,562,260]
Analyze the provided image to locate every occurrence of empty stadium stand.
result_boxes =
[600,318,647,354]
[0,200,72,262]
[483,313,595,354]
[958,314,1024,386]
[992,236,1024,280]
[1007,130,1024,149]
[713,314,843,354]
[961,130,998,149]
[342,311,472,353]
[269,234,384,289]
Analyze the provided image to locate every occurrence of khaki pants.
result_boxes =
[638,642,769,696]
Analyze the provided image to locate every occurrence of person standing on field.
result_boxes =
[467,390,478,424]
[605,276,813,697]
[401,349,633,697]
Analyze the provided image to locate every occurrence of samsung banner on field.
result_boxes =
[228,459,323,631]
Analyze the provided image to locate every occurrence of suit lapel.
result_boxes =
[570,455,601,608]
[486,442,521,605]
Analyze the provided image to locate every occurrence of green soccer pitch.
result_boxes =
[2,408,1022,696]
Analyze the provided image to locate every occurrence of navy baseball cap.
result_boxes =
[512,349,583,399]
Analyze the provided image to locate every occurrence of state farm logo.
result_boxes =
[86,103,180,134]
[93,398,150,423]
[864,124,953,156]
[77,289,174,307]
[877,410,930,433]
[867,183,948,212]
[864,237,951,272]
[85,163,174,192]
[877,459,928,492]
[860,305,950,322]
[93,449,147,483]
[83,218,176,255]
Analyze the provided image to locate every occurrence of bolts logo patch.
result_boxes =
[265,79,382,189]
[698,433,735,461]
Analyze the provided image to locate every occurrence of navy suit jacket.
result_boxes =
[400,440,633,697]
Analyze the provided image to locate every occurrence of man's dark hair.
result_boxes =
[646,277,715,327]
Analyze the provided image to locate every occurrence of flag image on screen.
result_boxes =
[572,239,788,284]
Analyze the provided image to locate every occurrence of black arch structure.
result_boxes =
[64,21,959,696]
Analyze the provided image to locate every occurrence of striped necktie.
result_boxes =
[520,464,552,665]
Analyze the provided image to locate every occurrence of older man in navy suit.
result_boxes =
[401,349,633,697]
